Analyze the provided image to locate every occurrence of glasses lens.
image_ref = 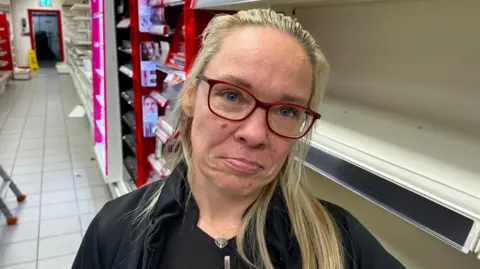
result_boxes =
[209,83,255,120]
[268,105,314,138]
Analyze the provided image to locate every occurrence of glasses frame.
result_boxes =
[197,74,321,139]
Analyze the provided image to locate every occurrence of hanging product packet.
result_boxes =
[163,71,185,124]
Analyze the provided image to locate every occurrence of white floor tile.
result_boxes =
[43,153,70,164]
[0,240,38,267]
[12,164,43,176]
[0,262,36,269]
[9,173,42,185]
[41,202,78,220]
[40,217,81,238]
[14,156,43,167]
[38,233,82,260]
[77,197,109,215]
[16,149,43,159]
[76,185,110,201]
[0,222,39,244]
[22,130,45,138]
[13,182,41,195]
[42,179,74,193]
[43,170,74,181]
[0,207,40,226]
[41,189,76,205]
[37,254,76,269]
[5,193,41,209]
[42,161,72,172]
[44,147,69,156]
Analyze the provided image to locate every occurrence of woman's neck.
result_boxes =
[189,169,260,238]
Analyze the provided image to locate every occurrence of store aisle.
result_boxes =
[0,68,112,269]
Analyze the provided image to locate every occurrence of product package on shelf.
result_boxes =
[162,70,185,125]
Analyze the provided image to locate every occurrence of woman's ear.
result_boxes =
[182,82,196,115]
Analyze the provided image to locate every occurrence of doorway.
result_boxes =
[28,9,64,67]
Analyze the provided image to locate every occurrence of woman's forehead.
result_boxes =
[205,26,312,104]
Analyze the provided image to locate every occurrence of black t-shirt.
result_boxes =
[158,200,249,269]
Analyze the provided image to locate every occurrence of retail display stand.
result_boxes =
[106,0,231,189]
[63,1,94,128]
[0,13,13,96]
[118,0,187,187]
[91,0,108,179]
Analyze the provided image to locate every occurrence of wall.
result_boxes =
[306,168,480,269]
[11,0,65,67]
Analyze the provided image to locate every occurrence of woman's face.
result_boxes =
[142,43,154,60]
[189,26,313,198]
[144,97,157,113]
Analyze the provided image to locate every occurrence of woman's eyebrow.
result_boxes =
[217,74,252,89]
[216,74,309,105]
[278,94,308,106]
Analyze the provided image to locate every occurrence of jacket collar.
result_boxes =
[146,163,301,268]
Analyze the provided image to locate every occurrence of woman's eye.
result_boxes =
[223,90,239,102]
[278,107,297,117]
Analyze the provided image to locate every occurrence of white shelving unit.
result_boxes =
[63,1,93,131]
[193,0,480,261]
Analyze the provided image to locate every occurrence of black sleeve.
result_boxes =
[346,213,405,269]
[72,216,103,269]
[323,202,406,269]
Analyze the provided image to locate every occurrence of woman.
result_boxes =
[73,9,405,269]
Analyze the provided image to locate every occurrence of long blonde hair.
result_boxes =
[135,9,343,269]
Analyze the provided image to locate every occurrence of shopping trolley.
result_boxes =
[0,165,26,225]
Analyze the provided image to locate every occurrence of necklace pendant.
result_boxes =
[215,238,228,249]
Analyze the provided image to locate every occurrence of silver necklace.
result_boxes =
[200,220,237,249]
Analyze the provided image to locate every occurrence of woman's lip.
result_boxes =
[222,158,263,173]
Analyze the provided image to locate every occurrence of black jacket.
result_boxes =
[73,164,405,269]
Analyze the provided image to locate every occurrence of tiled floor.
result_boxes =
[0,68,112,269]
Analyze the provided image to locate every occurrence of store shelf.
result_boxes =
[118,47,132,54]
[0,3,10,12]
[95,69,103,78]
[96,120,105,138]
[154,60,170,73]
[121,90,133,106]
[73,16,91,21]
[148,154,172,179]
[123,134,136,155]
[68,64,93,129]
[154,117,176,144]
[312,98,480,222]
[117,18,130,28]
[73,40,92,46]
[0,71,12,97]
[95,94,104,108]
[70,3,90,12]
[150,91,168,107]
[122,112,135,130]
[94,143,107,180]
[119,65,133,78]
[124,156,137,181]
[150,1,184,7]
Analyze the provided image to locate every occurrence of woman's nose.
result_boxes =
[233,108,269,149]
